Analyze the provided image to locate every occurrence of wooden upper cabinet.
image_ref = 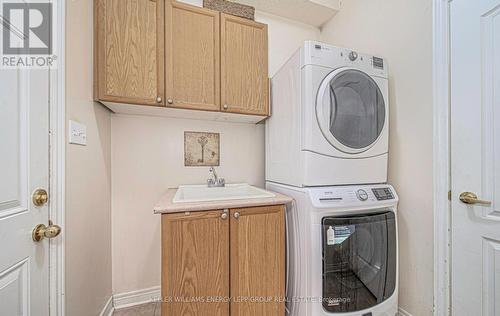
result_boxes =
[221,14,269,116]
[94,0,270,119]
[230,205,285,316]
[94,0,164,106]
[162,210,229,316]
[165,2,220,111]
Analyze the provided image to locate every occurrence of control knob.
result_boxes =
[356,189,368,201]
[349,51,358,61]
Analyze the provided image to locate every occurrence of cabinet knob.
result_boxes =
[233,212,240,219]
[221,212,228,220]
[223,104,228,110]
[167,99,173,104]
[156,96,162,103]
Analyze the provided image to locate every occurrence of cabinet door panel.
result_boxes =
[162,211,229,316]
[95,0,164,105]
[221,14,269,116]
[166,2,220,111]
[230,205,285,316]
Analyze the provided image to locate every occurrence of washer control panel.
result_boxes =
[372,187,395,200]
[307,184,398,209]
[356,189,369,201]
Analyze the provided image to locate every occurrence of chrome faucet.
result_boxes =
[207,166,225,187]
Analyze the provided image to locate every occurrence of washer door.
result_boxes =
[321,211,397,313]
[316,68,386,154]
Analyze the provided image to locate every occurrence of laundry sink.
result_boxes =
[173,183,275,203]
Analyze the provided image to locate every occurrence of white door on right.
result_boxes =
[451,0,500,315]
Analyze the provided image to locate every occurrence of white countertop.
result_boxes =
[153,187,293,214]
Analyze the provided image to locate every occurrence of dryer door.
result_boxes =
[316,68,386,154]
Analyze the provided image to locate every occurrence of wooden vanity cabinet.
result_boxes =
[94,0,165,106]
[161,205,285,316]
[161,210,229,316]
[229,206,285,316]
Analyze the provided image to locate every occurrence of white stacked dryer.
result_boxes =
[266,41,398,316]
[266,41,389,187]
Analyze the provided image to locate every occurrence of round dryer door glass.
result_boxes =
[316,68,386,153]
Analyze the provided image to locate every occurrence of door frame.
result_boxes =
[433,0,451,315]
[49,0,66,314]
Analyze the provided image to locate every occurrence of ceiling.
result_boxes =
[231,0,341,28]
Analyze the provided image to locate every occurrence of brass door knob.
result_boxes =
[32,188,48,206]
[33,221,62,242]
[459,192,492,206]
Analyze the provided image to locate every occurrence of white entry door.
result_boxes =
[451,0,500,315]
[0,66,53,313]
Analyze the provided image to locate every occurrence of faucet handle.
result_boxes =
[218,178,225,187]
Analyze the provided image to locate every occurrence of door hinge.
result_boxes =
[448,190,451,201]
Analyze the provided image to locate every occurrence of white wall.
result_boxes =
[256,11,320,76]
[111,13,319,294]
[319,1,434,315]
[65,0,112,315]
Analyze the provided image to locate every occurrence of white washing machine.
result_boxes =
[266,41,389,187]
[267,182,399,316]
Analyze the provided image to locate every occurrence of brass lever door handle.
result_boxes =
[33,220,62,242]
[459,192,492,206]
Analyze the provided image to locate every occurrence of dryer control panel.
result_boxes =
[301,41,388,78]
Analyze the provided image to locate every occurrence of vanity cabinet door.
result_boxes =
[94,0,165,106]
[165,2,220,111]
[161,210,229,316]
[221,13,269,116]
[229,205,285,316]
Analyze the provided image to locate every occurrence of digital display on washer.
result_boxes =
[372,188,394,200]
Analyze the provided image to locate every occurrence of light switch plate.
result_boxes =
[69,120,87,145]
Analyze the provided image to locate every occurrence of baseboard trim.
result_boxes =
[99,296,114,316]
[398,307,413,316]
[113,286,161,310]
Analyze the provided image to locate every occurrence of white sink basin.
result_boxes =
[173,183,275,203]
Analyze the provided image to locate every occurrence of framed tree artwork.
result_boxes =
[184,131,220,166]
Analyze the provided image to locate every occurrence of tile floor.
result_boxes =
[113,303,161,316]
